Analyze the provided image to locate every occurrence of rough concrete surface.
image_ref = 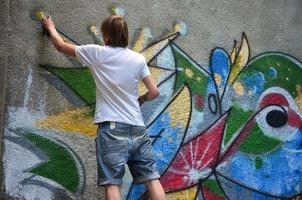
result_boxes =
[1,0,302,199]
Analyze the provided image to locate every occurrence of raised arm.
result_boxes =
[138,75,160,106]
[42,16,76,57]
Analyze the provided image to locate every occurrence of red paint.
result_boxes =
[220,118,256,162]
[160,113,228,191]
[296,195,302,200]
[202,185,225,200]
[288,108,302,130]
[195,95,204,109]
[258,93,289,109]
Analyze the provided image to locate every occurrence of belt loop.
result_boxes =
[110,121,116,129]
[97,123,101,132]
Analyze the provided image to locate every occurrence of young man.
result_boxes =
[42,15,166,200]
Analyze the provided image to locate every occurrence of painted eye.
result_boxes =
[266,109,287,128]
[256,105,295,141]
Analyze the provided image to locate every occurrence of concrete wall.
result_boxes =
[1,0,302,199]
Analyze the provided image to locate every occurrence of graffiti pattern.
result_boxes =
[4,5,302,200]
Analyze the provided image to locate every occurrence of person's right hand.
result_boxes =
[42,16,56,31]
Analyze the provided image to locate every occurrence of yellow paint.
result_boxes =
[141,33,178,62]
[295,84,302,111]
[36,107,97,137]
[196,77,201,82]
[228,33,250,85]
[90,25,98,33]
[185,68,194,78]
[230,45,237,64]
[167,86,191,128]
[132,29,146,52]
[138,67,166,96]
[88,25,104,45]
[214,73,222,85]
[165,186,198,200]
[173,23,183,34]
[286,77,289,81]
[233,82,245,96]
[35,10,47,20]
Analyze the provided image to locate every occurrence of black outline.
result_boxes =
[199,177,228,200]
[56,28,81,45]
[150,128,164,144]
[126,83,193,200]
[229,39,238,64]
[140,32,180,54]
[39,27,302,199]
[213,170,230,200]
[157,70,177,88]
[215,171,295,199]
[170,41,212,76]
[228,32,251,86]
[218,104,286,163]
[148,64,174,71]
[194,180,203,200]
[169,39,180,96]
[208,94,218,114]
[155,110,231,194]
[230,50,302,87]
[208,47,233,112]
[146,33,180,66]
[208,47,228,115]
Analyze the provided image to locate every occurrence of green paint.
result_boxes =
[173,49,209,98]
[42,65,96,105]
[85,106,95,117]
[223,105,253,145]
[237,53,302,96]
[255,156,263,169]
[239,124,281,155]
[203,179,225,197]
[25,133,79,192]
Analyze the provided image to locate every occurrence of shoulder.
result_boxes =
[76,44,104,52]
[126,49,146,62]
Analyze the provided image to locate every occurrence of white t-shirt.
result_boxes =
[75,44,150,127]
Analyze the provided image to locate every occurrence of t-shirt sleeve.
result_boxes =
[139,57,151,80]
[75,44,101,68]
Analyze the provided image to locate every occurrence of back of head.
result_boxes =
[101,15,129,48]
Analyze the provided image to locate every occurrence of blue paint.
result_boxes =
[268,67,277,78]
[243,72,265,96]
[126,111,185,200]
[219,130,302,197]
[209,48,230,97]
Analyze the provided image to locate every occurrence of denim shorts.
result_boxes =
[95,121,160,186]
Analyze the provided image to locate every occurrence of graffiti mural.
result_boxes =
[4,5,302,200]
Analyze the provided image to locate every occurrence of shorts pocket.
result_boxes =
[102,141,128,166]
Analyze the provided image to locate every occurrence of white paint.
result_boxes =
[7,106,45,129]
[4,139,53,200]
[174,20,188,36]
[112,6,127,17]
[157,46,175,70]
[23,68,33,107]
